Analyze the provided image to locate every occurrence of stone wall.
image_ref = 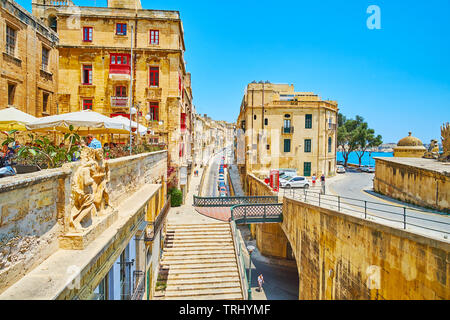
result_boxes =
[374,157,450,213]
[246,173,450,300]
[0,150,167,295]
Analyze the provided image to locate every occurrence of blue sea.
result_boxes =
[337,151,393,166]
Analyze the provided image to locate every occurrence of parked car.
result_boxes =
[336,165,346,174]
[367,166,375,173]
[281,176,310,189]
[337,160,344,166]
[278,168,297,177]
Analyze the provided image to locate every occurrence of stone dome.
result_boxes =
[397,132,423,147]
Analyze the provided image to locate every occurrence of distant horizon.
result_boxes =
[14,0,450,144]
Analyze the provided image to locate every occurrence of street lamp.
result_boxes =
[246,245,255,300]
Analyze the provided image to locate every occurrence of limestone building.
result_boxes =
[0,0,58,117]
[236,82,338,178]
[31,0,194,194]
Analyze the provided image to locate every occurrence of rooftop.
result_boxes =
[374,157,450,176]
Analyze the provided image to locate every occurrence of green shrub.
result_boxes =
[169,188,183,207]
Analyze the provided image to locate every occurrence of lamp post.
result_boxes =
[247,245,255,300]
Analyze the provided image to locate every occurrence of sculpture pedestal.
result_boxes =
[59,207,119,250]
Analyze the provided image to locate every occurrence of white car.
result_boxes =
[279,173,296,184]
[281,176,310,189]
[336,165,346,173]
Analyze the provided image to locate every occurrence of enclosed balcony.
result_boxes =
[109,53,131,80]
[111,96,129,108]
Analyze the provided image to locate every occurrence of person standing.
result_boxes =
[257,274,264,292]
[320,174,326,194]
[312,174,317,188]
[85,134,102,149]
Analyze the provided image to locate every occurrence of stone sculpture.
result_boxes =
[69,147,110,232]
[423,139,440,159]
[438,122,450,162]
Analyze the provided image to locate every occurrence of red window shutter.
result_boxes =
[149,67,159,86]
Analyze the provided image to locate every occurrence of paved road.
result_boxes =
[288,168,450,241]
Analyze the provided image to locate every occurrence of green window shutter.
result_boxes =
[284,139,291,153]
[304,139,311,152]
[304,162,311,176]
[305,114,312,129]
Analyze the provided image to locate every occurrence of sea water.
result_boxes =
[337,151,393,166]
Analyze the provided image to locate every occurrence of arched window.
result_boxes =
[48,15,57,32]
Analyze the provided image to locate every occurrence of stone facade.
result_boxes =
[245,173,449,300]
[0,0,59,117]
[0,150,168,299]
[31,0,194,194]
[236,82,338,179]
[374,157,450,213]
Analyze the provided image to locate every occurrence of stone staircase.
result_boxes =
[160,222,243,300]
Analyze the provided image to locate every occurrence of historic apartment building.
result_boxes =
[236,82,338,178]
[0,0,58,117]
[31,0,194,194]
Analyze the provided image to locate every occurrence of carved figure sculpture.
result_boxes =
[70,147,110,232]
[438,122,450,162]
[423,139,440,159]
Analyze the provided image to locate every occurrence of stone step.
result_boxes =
[166,228,230,234]
[162,258,236,265]
[165,282,241,292]
[166,232,231,237]
[162,254,236,261]
[163,262,237,269]
[167,266,239,275]
[163,249,235,256]
[164,287,242,298]
[164,292,242,300]
[167,271,239,280]
[167,223,229,227]
[167,276,240,286]
[165,235,232,240]
[165,238,233,243]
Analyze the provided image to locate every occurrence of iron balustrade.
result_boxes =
[284,189,450,238]
[230,220,249,300]
[230,203,283,224]
[193,195,279,207]
[281,126,294,134]
[146,195,171,241]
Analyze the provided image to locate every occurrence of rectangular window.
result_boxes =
[149,67,159,87]
[264,118,268,126]
[6,25,16,56]
[283,139,291,153]
[82,65,92,84]
[42,47,49,71]
[180,113,186,131]
[328,137,332,153]
[305,114,312,129]
[83,99,93,110]
[8,83,16,106]
[115,86,127,97]
[43,92,49,113]
[83,27,93,42]
[304,139,312,153]
[116,23,127,36]
[149,30,159,45]
[304,162,312,177]
[149,102,159,121]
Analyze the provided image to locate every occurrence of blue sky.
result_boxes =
[17,0,450,143]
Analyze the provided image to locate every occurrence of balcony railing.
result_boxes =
[328,123,337,130]
[281,126,294,134]
[111,96,128,108]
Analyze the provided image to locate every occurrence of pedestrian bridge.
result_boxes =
[193,195,283,224]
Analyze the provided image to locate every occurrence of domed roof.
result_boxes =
[397,132,424,147]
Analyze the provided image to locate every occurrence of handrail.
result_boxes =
[147,195,171,241]
[230,203,283,224]
[193,195,279,207]
[229,220,249,300]
[285,189,449,237]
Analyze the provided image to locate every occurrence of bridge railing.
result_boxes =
[193,195,279,207]
[284,189,450,239]
[230,203,283,224]
[230,220,249,300]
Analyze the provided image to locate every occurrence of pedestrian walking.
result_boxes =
[257,274,264,292]
[312,174,316,188]
[320,174,326,194]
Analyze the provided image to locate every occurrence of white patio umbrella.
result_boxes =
[26,110,130,134]
[0,106,38,131]
[111,115,147,136]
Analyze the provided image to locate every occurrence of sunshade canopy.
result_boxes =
[0,106,38,131]
[111,115,148,136]
[26,110,130,134]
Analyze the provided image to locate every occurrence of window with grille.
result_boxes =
[42,47,49,71]
[6,25,16,56]
[116,23,127,36]
[149,30,159,45]
[149,102,159,121]
[82,65,92,84]
[83,27,93,42]
[149,67,159,86]
[83,99,93,110]
[304,139,312,153]
[305,114,312,129]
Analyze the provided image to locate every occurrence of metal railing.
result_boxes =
[193,195,279,207]
[230,220,249,300]
[284,189,450,238]
[281,126,294,134]
[146,195,171,241]
[230,203,283,224]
